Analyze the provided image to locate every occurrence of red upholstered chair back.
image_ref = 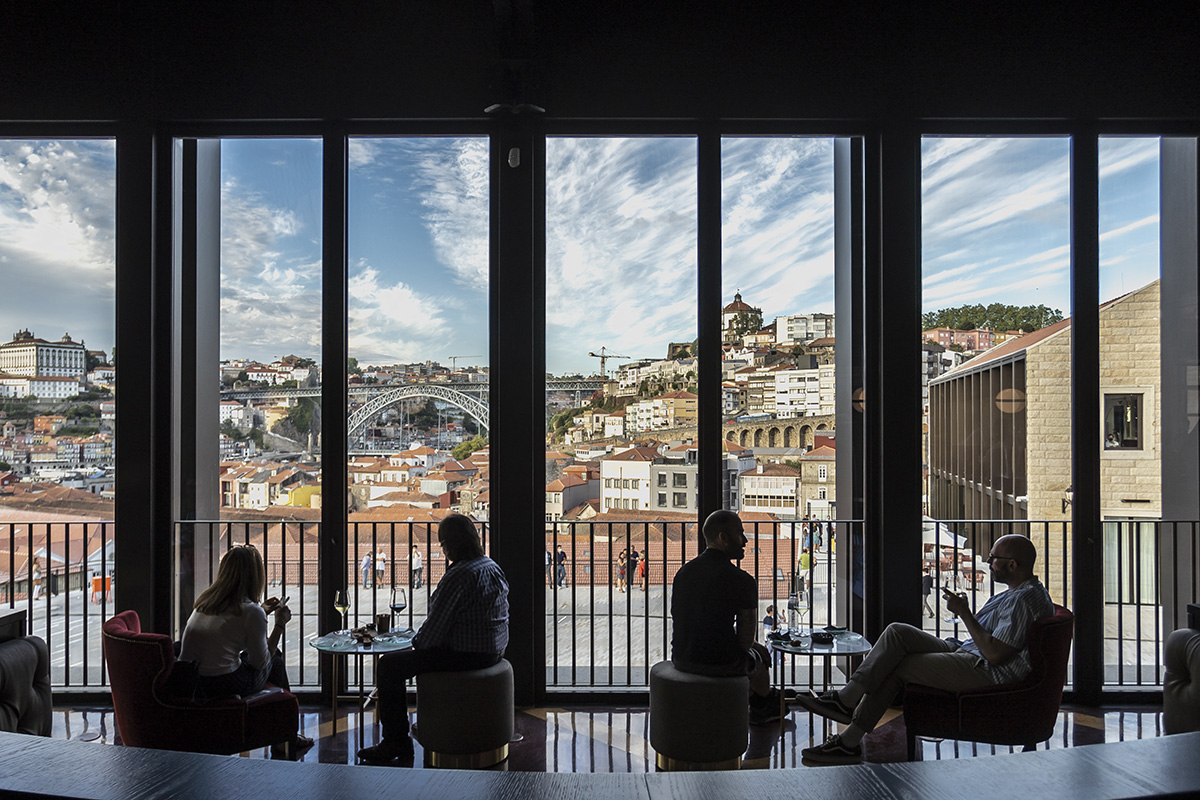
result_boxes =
[102,610,299,755]
[102,610,176,748]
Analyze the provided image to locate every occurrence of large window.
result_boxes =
[922,136,1072,624]
[0,138,116,687]
[544,136,697,685]
[341,136,489,680]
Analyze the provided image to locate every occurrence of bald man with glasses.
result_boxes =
[798,533,1054,765]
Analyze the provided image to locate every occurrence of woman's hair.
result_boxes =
[438,514,484,563]
[194,544,265,616]
[766,604,775,614]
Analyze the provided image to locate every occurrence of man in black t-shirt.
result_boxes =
[671,509,781,724]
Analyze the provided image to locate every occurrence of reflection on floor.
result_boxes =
[52,703,1164,771]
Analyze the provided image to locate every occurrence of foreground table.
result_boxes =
[1,730,1198,799]
[772,628,872,746]
[310,629,413,749]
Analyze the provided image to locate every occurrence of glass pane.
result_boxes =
[217,138,323,685]
[720,137,840,641]
[345,136,490,682]
[545,136,697,687]
[0,138,116,688]
[922,136,1072,639]
[1098,136,1174,686]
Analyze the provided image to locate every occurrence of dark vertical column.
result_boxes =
[173,140,221,632]
[834,137,866,628]
[320,125,349,703]
[115,121,170,630]
[697,129,722,539]
[490,118,544,705]
[1071,131,1102,703]
[1160,138,1199,631]
[869,126,923,637]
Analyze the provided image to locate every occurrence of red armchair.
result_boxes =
[904,605,1074,760]
[102,610,299,755]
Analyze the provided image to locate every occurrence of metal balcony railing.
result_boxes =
[4,517,1195,693]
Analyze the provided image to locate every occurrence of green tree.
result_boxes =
[347,357,362,375]
[452,434,488,460]
[731,309,764,337]
[922,303,1063,333]
[0,461,10,471]
[285,398,316,435]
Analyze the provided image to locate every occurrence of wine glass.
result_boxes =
[390,587,407,626]
[333,590,351,631]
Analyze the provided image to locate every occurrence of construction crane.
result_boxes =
[587,347,629,379]
[448,355,482,371]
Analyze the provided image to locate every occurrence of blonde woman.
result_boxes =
[179,544,312,757]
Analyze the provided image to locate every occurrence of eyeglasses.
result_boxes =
[985,555,1014,564]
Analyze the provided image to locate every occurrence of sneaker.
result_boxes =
[793,690,853,725]
[749,702,782,725]
[357,736,414,765]
[801,733,862,766]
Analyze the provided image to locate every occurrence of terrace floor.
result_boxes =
[53,702,1165,771]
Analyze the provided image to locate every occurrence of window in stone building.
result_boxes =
[1103,393,1143,450]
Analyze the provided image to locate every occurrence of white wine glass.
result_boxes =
[333,590,351,631]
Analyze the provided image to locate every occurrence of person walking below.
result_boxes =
[411,545,423,590]
[556,545,568,587]
[921,567,935,618]
[376,549,387,587]
[360,552,373,589]
[617,550,627,593]
[628,548,640,592]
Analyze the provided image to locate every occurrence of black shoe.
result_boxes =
[749,702,782,725]
[793,690,853,725]
[801,733,863,765]
[270,734,314,760]
[358,737,414,765]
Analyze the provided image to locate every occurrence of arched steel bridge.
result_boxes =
[220,378,604,402]
[221,379,605,439]
[347,384,491,437]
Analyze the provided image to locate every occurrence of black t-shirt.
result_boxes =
[670,547,756,669]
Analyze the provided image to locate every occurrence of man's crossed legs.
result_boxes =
[796,623,994,764]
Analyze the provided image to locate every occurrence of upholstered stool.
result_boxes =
[649,660,748,770]
[415,659,513,768]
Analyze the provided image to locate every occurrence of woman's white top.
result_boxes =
[180,600,270,677]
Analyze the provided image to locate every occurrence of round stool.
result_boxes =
[415,659,513,768]
[649,660,748,770]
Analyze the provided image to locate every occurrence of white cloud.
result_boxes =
[545,137,701,372]
[348,261,451,363]
[0,139,116,350]
[219,177,322,359]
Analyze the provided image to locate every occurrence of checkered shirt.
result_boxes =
[414,555,509,654]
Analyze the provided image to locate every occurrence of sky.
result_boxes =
[0,135,1161,374]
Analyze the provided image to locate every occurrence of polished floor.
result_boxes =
[52,702,1165,771]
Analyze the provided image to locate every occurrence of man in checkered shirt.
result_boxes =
[359,513,508,765]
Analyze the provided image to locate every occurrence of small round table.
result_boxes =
[310,629,414,750]
[770,629,873,742]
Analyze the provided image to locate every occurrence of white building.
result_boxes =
[738,462,802,518]
[774,313,834,346]
[0,373,81,399]
[0,330,87,378]
[599,446,660,512]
